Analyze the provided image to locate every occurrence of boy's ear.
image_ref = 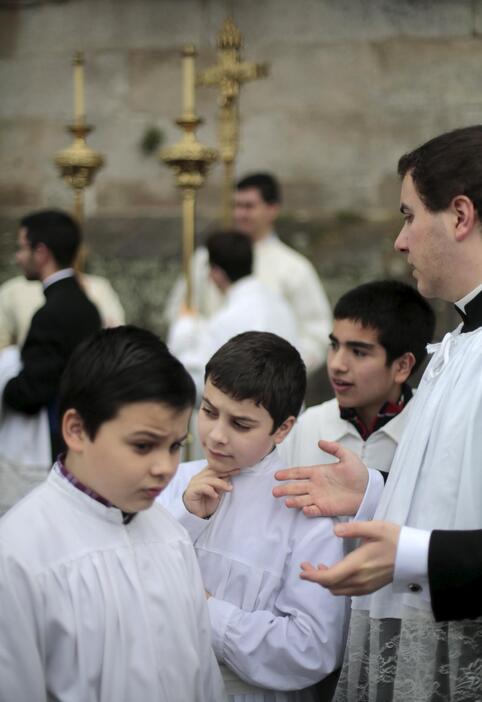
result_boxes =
[392,351,416,384]
[62,408,87,452]
[272,416,296,445]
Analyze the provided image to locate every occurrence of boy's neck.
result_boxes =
[340,384,411,440]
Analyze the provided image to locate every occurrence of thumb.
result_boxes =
[334,520,380,540]
[317,439,348,461]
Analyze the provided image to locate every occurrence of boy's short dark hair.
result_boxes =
[59,325,195,439]
[334,280,435,374]
[204,331,306,432]
[206,230,253,283]
[398,125,482,215]
[21,209,81,268]
[236,173,281,205]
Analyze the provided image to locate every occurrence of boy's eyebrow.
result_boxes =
[201,395,259,424]
[329,333,376,351]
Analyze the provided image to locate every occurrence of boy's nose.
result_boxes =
[329,349,348,372]
[150,455,176,482]
[209,422,228,445]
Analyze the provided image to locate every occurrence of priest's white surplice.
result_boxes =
[336,326,482,702]
[159,448,349,702]
[0,467,225,702]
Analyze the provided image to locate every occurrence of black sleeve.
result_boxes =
[428,529,482,622]
[3,310,65,414]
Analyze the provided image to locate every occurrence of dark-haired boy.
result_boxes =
[279,280,435,475]
[159,331,348,702]
[0,326,225,702]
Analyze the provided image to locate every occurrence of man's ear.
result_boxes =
[392,352,416,384]
[451,195,477,242]
[272,416,296,445]
[62,408,87,452]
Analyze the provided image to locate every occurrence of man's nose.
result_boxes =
[330,348,348,372]
[394,228,408,252]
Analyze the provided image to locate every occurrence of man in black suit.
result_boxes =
[3,210,101,459]
[273,126,482,700]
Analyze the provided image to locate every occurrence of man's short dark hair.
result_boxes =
[236,173,281,205]
[398,125,482,215]
[206,230,253,283]
[21,210,81,268]
[59,325,195,440]
[204,331,306,432]
[334,280,435,374]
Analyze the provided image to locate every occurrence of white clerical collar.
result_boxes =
[43,268,75,291]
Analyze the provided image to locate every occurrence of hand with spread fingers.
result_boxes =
[272,439,369,517]
[182,466,239,518]
[300,520,401,596]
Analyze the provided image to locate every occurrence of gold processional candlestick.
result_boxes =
[54,52,104,227]
[198,18,268,226]
[161,45,218,308]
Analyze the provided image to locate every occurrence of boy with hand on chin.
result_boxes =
[0,326,225,702]
[159,331,348,702]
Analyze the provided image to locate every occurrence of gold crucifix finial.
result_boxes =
[198,17,269,224]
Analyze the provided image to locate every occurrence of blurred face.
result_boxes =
[198,378,289,472]
[233,187,279,241]
[64,402,191,513]
[395,173,453,299]
[16,227,39,280]
[327,319,405,426]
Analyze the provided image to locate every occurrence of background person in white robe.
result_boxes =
[280,280,435,474]
[0,272,125,350]
[273,125,482,702]
[159,331,349,702]
[168,230,298,397]
[165,173,332,373]
[0,325,225,702]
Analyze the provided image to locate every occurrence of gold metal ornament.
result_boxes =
[54,52,105,226]
[160,45,218,308]
[198,18,268,225]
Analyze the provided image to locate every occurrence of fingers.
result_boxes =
[334,520,390,541]
[317,440,356,464]
[272,480,311,498]
[274,467,320,482]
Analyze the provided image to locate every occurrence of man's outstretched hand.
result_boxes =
[300,520,401,596]
[273,440,369,517]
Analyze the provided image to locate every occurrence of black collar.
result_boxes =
[455,289,482,333]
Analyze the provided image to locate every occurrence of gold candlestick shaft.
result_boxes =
[182,188,196,307]
[182,45,196,118]
[73,52,85,123]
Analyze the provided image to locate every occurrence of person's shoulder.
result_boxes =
[264,236,315,270]
[298,398,340,428]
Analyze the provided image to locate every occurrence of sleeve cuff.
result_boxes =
[354,468,384,522]
[207,597,237,660]
[173,499,211,542]
[393,526,431,599]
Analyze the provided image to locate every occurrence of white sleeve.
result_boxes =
[207,518,347,690]
[392,526,431,599]
[353,468,385,522]
[0,544,47,702]
[0,287,15,350]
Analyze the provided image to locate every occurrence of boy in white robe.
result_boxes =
[0,325,225,702]
[159,331,349,702]
[279,280,435,477]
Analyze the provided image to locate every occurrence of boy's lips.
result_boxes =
[330,378,354,393]
[207,448,232,459]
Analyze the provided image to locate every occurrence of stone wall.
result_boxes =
[0,0,465,401]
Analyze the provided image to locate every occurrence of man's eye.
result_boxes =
[353,349,367,358]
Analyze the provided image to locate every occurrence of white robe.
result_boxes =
[0,346,50,515]
[336,326,482,701]
[0,467,225,702]
[168,275,299,397]
[158,448,349,702]
[164,236,332,373]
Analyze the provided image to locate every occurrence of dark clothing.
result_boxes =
[3,276,101,457]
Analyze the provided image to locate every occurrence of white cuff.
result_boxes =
[207,597,237,660]
[354,469,384,522]
[393,526,431,599]
[172,499,211,542]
